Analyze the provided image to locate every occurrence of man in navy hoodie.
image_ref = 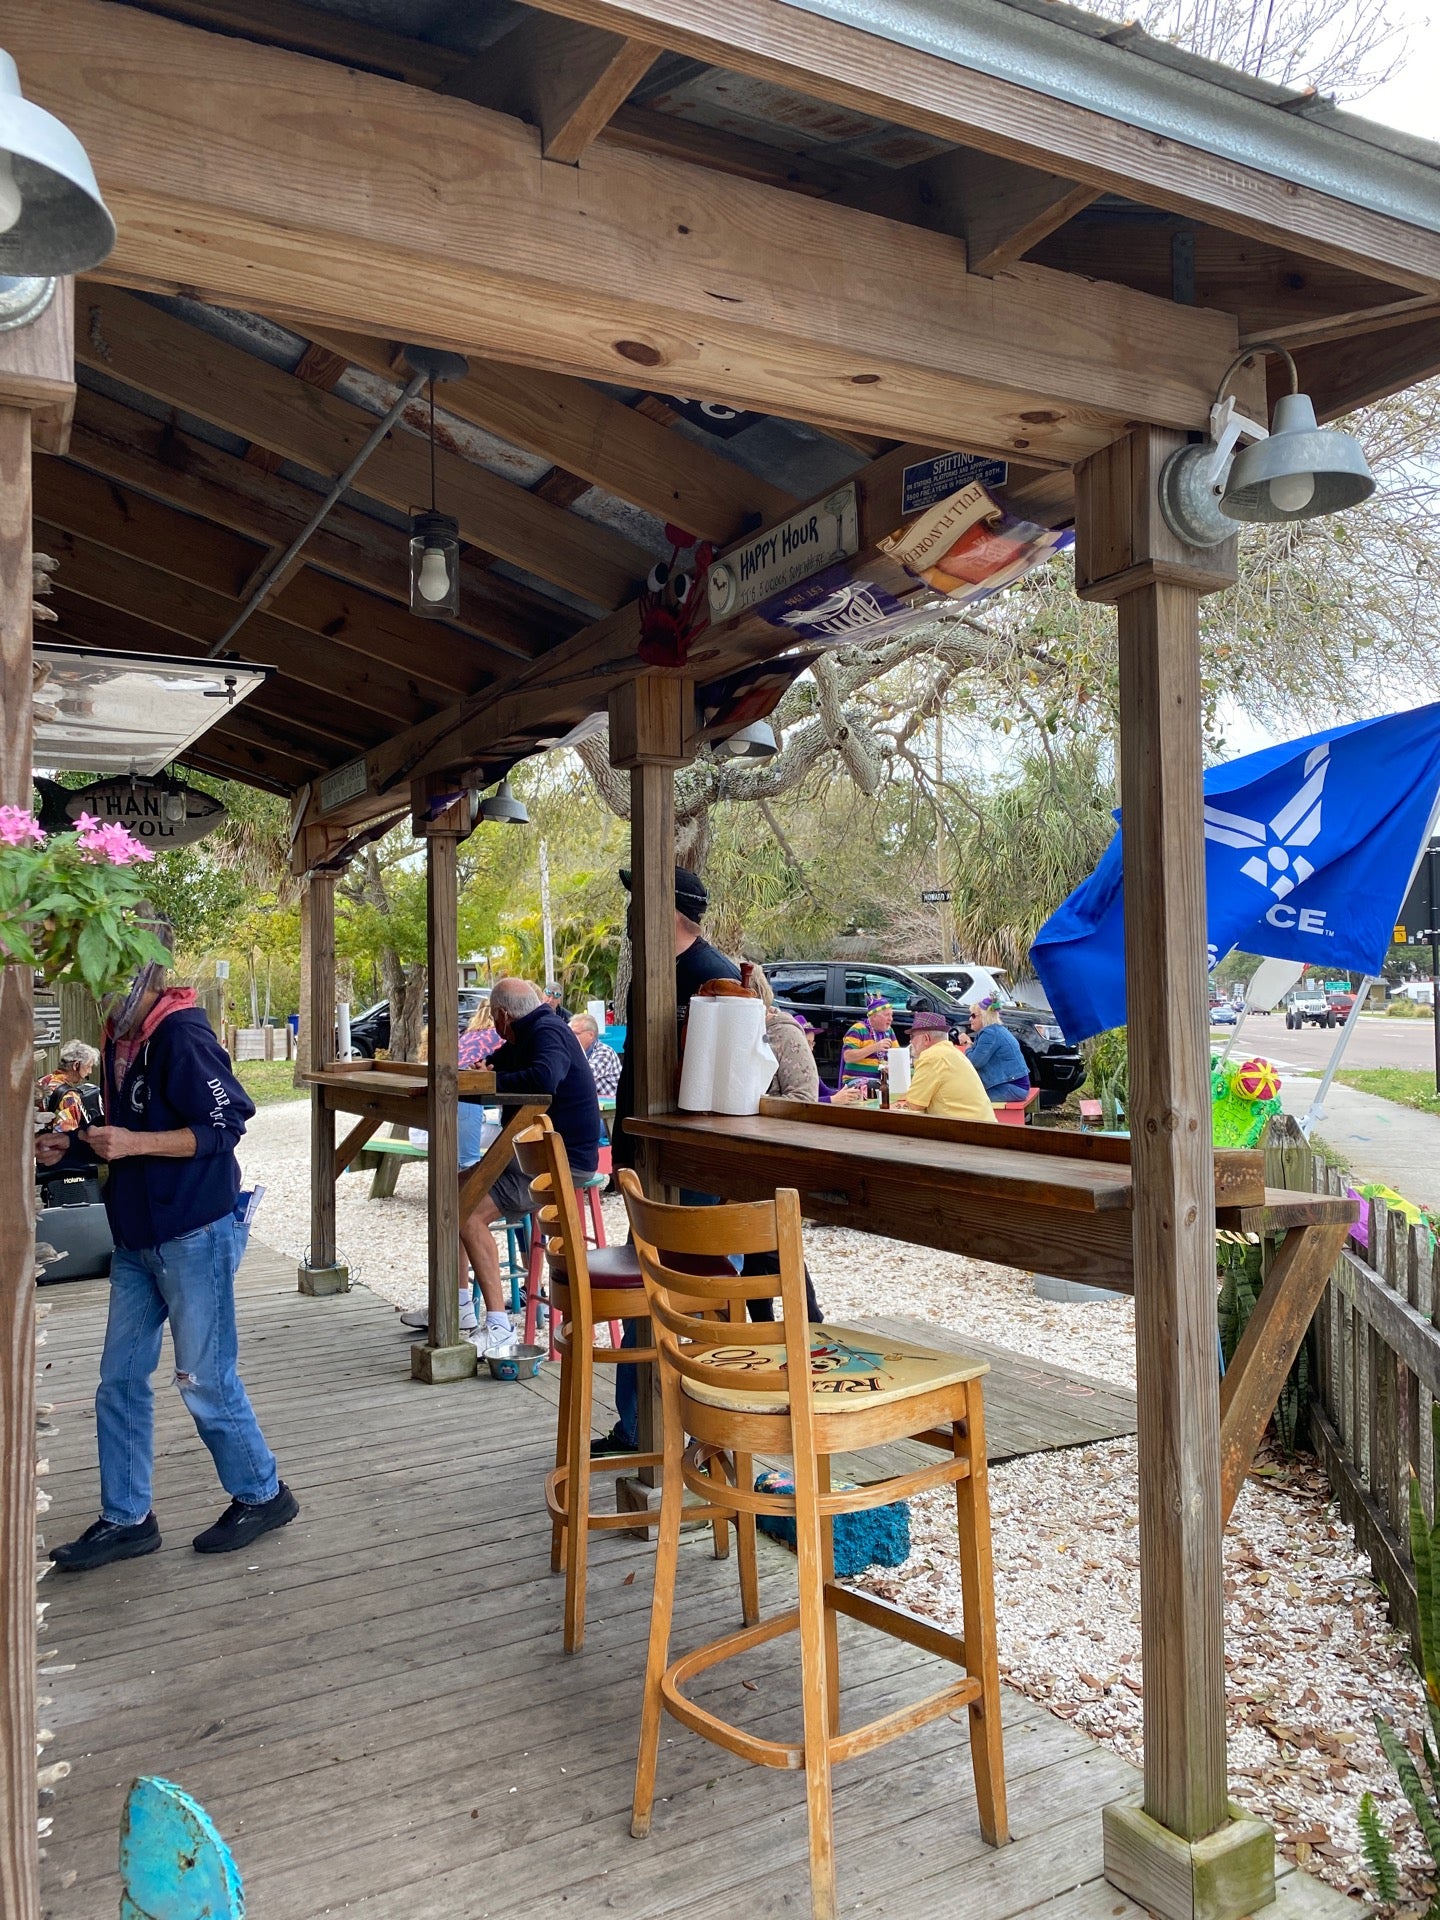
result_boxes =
[37,933,296,1572]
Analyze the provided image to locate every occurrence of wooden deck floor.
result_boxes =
[36,1241,1150,1919]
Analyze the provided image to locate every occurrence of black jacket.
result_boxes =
[490,1003,601,1174]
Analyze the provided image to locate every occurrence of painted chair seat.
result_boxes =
[681,1324,988,1415]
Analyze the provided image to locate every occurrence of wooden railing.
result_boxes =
[1267,1119,1440,1650]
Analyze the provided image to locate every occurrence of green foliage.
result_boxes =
[1215,1237,1309,1452]
[1337,1070,1440,1114]
[0,820,169,995]
[1358,1793,1401,1904]
[1083,1028,1128,1127]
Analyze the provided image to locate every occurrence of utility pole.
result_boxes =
[934,714,954,960]
[539,837,556,988]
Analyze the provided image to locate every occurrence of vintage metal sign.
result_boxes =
[901,452,1008,516]
[707,484,859,623]
[319,758,370,814]
[64,777,226,848]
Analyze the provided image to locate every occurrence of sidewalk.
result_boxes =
[1279,1075,1440,1211]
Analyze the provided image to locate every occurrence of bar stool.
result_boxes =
[513,1118,753,1652]
[619,1171,1008,1920]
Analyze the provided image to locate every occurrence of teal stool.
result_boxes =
[490,1213,532,1316]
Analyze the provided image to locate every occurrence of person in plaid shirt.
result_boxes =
[568,1012,620,1099]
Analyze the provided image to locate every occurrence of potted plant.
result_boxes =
[0,806,169,996]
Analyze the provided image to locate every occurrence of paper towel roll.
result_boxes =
[887,1045,911,1099]
[678,996,777,1114]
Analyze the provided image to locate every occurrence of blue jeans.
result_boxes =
[97,1216,279,1526]
[615,1191,736,1447]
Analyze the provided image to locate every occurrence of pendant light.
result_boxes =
[479,779,529,825]
[409,374,460,618]
[714,719,778,761]
[0,50,115,276]
[1158,342,1375,548]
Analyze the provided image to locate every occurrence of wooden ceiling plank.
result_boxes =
[37,522,441,725]
[43,587,385,749]
[75,289,653,610]
[204,718,321,783]
[127,0,467,86]
[598,103,863,196]
[34,457,500,699]
[490,0,1440,293]
[65,390,579,660]
[1295,317,1440,419]
[304,326,797,541]
[848,149,1099,275]
[177,735,304,792]
[445,15,659,165]
[213,708,334,773]
[26,2,1255,454]
[1242,296,1440,351]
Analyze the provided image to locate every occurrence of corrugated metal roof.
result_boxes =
[774,0,1440,231]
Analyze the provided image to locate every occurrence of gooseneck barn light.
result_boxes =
[478,779,529,825]
[0,49,115,276]
[714,719,778,761]
[1158,343,1375,548]
[406,347,469,620]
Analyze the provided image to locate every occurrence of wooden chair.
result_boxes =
[513,1118,756,1652]
[619,1170,1008,1920]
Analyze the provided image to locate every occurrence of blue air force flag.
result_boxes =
[1031,702,1440,1043]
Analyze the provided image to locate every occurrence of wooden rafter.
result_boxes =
[34,459,502,698]
[445,14,659,164]
[875,151,1101,276]
[74,289,653,610]
[200,722,320,786]
[25,1,1252,457]
[598,103,867,197]
[1294,316,1440,419]
[304,328,797,542]
[64,389,579,660]
[38,524,442,724]
[497,0,1440,293]
[1243,295,1440,351]
[129,0,467,85]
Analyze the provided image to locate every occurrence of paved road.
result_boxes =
[1211,1011,1438,1073]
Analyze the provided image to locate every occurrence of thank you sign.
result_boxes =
[65,777,226,848]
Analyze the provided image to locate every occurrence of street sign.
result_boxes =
[921,888,952,904]
[1397,840,1440,942]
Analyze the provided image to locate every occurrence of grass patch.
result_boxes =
[235,1059,306,1106]
[1335,1068,1440,1115]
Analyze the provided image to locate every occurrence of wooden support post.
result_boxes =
[298,869,348,1295]
[412,791,476,1382]
[1076,431,1274,1920]
[0,402,38,1920]
[609,676,686,1514]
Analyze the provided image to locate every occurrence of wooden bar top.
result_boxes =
[302,1066,504,1099]
[627,1105,1268,1214]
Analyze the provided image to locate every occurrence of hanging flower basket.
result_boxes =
[0,807,170,996]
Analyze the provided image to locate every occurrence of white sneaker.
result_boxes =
[475,1321,518,1361]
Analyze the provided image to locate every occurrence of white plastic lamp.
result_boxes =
[714,719,777,761]
[478,779,528,825]
[0,49,115,274]
[1159,343,1375,548]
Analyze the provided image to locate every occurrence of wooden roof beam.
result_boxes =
[303,327,797,543]
[854,150,1101,276]
[26,0,1250,459]
[74,289,653,611]
[34,458,503,699]
[1294,316,1440,419]
[127,0,468,86]
[444,14,659,165]
[37,523,442,726]
[65,389,579,660]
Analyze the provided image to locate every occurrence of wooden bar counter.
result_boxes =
[627,1098,1356,1521]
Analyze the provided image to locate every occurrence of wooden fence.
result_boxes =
[1267,1119,1440,1651]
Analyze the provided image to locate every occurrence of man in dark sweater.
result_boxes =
[36,944,296,1573]
[464,977,601,1360]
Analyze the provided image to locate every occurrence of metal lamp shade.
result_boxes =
[1220,392,1375,524]
[479,779,529,825]
[0,52,115,274]
[714,719,778,761]
[408,509,460,618]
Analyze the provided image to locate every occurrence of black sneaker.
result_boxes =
[193,1483,299,1555]
[590,1424,638,1458]
[50,1514,161,1573]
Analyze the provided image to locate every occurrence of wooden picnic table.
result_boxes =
[626,1098,1356,1523]
[301,1063,550,1219]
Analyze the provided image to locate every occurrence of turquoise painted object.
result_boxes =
[119,1777,245,1919]
[754,1467,910,1577]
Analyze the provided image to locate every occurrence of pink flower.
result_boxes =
[0,806,44,847]
[78,819,154,866]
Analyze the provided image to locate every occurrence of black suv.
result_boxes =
[346,988,488,1059]
[762,961,1085,1108]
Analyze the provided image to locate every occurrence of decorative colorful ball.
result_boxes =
[1235,1058,1281,1103]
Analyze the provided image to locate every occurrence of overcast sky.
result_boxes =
[1352,0,1437,136]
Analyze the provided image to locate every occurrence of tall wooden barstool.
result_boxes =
[513,1119,758,1652]
[619,1171,1008,1920]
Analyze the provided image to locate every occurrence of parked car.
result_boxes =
[1210,1003,1239,1026]
[762,961,1085,1107]
[1283,986,1336,1029]
[906,963,1015,1008]
[345,988,489,1059]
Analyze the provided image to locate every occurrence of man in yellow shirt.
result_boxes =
[897,1010,996,1123]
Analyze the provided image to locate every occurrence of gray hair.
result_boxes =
[570,1012,599,1041]
[58,1039,100,1075]
[491,977,542,1020]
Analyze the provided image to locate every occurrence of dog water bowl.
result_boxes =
[487,1344,545,1382]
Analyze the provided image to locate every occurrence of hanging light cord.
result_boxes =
[206,367,429,658]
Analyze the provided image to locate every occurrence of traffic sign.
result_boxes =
[921,888,952,904]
